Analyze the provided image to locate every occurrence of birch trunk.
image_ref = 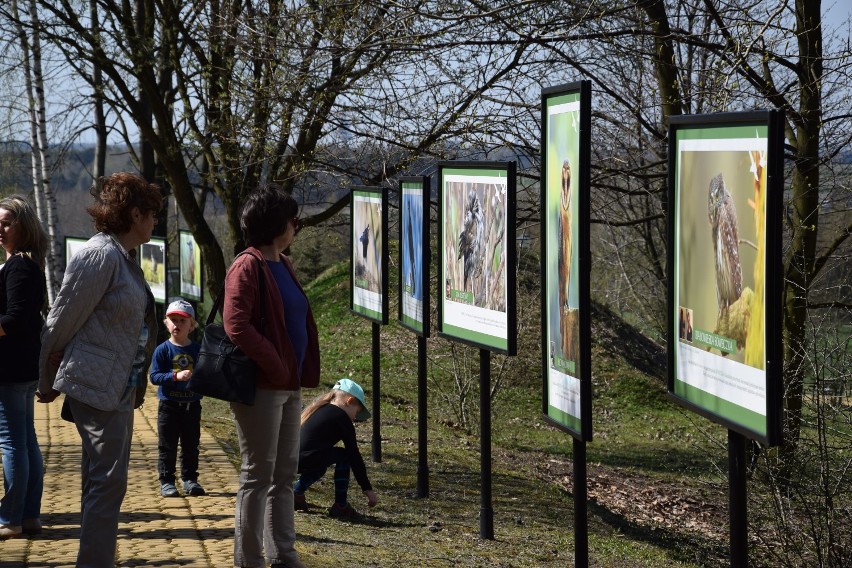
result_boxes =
[12,0,61,303]
[10,0,52,302]
[27,0,62,302]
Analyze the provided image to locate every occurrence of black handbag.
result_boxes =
[188,253,266,406]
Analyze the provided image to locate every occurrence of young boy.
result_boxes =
[149,299,205,497]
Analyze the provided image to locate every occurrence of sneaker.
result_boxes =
[328,502,360,519]
[22,518,42,535]
[271,559,308,568]
[293,492,309,512]
[161,483,180,497]
[0,524,23,539]
[183,480,206,496]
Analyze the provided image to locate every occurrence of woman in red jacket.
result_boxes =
[224,184,319,568]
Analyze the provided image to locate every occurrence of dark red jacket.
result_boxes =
[223,248,320,391]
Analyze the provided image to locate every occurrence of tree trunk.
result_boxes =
[135,0,156,184]
[91,0,106,179]
[782,0,823,452]
[12,0,60,303]
[28,0,61,301]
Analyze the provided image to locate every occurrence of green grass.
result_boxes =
[200,260,736,567]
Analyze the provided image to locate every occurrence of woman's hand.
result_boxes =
[35,388,60,403]
[48,350,64,367]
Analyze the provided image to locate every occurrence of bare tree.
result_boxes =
[1,0,540,296]
[9,0,62,301]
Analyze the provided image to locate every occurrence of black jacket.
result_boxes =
[299,404,372,491]
[0,254,46,383]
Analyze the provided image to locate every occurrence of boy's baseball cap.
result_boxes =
[334,378,371,421]
[166,299,195,319]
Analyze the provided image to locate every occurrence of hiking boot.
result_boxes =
[183,480,206,496]
[161,483,180,497]
[293,492,309,512]
[328,502,360,519]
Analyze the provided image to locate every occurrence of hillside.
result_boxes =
[201,260,733,568]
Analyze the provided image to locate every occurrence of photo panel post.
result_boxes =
[399,176,431,337]
[350,186,389,324]
[399,175,432,497]
[667,110,784,447]
[437,161,517,355]
[541,81,593,442]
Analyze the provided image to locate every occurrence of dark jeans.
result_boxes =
[294,447,350,505]
[0,381,43,526]
[157,399,201,485]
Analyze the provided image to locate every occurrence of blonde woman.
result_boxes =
[0,195,48,539]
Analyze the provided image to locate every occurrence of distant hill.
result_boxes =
[0,142,139,240]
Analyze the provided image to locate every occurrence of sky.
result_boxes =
[825,0,852,22]
[13,1,852,149]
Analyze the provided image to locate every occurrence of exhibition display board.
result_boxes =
[667,111,784,446]
[437,161,517,355]
[350,186,389,324]
[541,81,592,441]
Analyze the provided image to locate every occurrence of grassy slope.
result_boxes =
[201,261,732,567]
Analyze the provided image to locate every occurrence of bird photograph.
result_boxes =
[352,199,382,294]
[141,241,165,301]
[444,180,506,311]
[458,189,484,294]
[708,172,743,319]
[360,224,370,259]
[676,149,759,364]
[545,105,581,371]
[557,159,577,363]
[182,235,195,286]
[403,199,420,301]
[180,232,200,298]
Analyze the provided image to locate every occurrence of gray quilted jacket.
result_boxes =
[38,232,157,411]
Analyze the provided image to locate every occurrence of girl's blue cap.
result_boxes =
[334,379,371,421]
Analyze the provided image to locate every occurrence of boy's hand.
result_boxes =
[175,370,192,382]
[364,489,378,507]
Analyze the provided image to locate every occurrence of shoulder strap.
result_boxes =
[207,251,266,332]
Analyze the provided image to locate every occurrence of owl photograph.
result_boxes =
[708,173,743,318]
[677,149,761,367]
[556,159,577,363]
[545,103,581,374]
[443,180,506,312]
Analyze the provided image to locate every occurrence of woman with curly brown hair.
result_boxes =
[37,172,162,567]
